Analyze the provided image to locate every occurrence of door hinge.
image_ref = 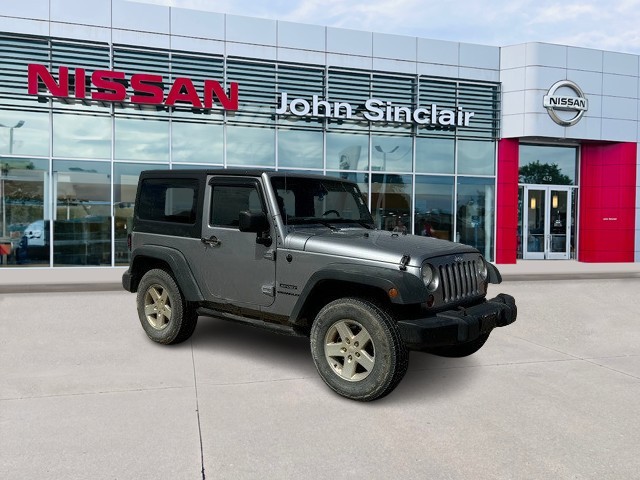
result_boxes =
[263,249,276,261]
[262,284,276,297]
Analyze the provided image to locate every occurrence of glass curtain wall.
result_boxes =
[0,32,500,267]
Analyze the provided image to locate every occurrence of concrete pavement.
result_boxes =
[1,278,639,479]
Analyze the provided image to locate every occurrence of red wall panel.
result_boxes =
[496,138,519,263]
[578,142,637,262]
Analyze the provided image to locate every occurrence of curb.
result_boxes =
[2,271,640,293]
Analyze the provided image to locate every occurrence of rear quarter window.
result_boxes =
[137,178,198,224]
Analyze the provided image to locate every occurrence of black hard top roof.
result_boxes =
[138,168,355,183]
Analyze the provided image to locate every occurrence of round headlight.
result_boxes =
[477,257,488,280]
[421,264,439,291]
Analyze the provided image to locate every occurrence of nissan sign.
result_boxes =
[27,64,239,110]
[543,80,588,126]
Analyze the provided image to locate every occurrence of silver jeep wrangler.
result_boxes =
[122,169,517,401]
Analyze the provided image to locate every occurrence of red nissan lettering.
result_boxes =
[27,64,70,97]
[91,70,127,102]
[165,77,203,108]
[131,74,164,104]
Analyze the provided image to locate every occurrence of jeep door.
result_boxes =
[193,176,276,307]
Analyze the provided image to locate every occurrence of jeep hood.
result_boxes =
[284,229,479,266]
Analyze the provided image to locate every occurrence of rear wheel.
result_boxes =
[427,333,490,358]
[310,298,408,401]
[136,269,197,345]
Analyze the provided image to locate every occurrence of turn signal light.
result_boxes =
[388,288,399,299]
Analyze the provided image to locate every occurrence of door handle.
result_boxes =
[201,235,221,247]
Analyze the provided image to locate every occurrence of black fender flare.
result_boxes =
[290,264,427,322]
[487,262,502,284]
[129,245,204,302]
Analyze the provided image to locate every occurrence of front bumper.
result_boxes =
[397,294,517,350]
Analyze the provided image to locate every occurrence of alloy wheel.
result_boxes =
[324,319,375,381]
[143,284,172,330]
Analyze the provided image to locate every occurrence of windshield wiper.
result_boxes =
[329,218,375,229]
[314,220,339,231]
[288,217,339,231]
[354,220,375,230]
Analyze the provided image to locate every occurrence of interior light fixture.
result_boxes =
[552,194,558,209]
[530,197,536,209]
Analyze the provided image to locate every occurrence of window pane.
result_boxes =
[415,137,454,174]
[0,158,49,267]
[457,177,495,260]
[278,129,323,169]
[53,160,111,266]
[172,122,223,164]
[137,178,199,224]
[226,126,275,167]
[53,113,112,159]
[519,144,577,185]
[0,110,50,157]
[415,175,454,240]
[457,140,495,175]
[371,136,412,172]
[114,162,164,265]
[370,174,412,232]
[326,132,369,171]
[211,185,262,227]
[115,117,169,162]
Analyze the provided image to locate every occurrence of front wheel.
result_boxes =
[136,269,198,345]
[310,298,408,401]
[427,333,490,358]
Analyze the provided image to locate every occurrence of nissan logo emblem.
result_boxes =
[543,80,588,126]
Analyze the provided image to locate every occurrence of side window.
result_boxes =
[211,184,265,227]
[138,179,198,224]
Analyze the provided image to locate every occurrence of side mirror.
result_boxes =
[239,210,269,233]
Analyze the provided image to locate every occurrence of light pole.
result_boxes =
[0,120,25,155]
[374,145,398,171]
[0,162,8,239]
[373,145,399,229]
[0,120,25,239]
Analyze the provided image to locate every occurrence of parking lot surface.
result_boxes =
[1,278,640,479]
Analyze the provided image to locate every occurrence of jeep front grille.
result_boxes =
[439,260,481,303]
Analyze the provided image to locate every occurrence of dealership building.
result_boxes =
[0,0,639,277]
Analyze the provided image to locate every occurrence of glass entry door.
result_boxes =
[523,186,572,260]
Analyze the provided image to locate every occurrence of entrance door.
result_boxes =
[523,186,572,260]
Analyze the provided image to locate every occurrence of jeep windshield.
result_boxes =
[270,176,375,229]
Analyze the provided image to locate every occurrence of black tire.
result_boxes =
[310,298,409,401]
[427,332,490,358]
[136,268,198,345]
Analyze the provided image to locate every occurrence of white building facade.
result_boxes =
[0,0,638,275]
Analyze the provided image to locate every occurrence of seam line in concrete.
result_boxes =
[196,375,316,388]
[191,339,206,480]
[580,358,640,381]
[411,357,580,372]
[0,384,191,402]
[505,334,640,381]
